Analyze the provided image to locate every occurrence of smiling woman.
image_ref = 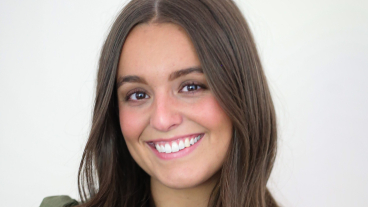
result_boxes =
[117,23,233,196]
[44,0,279,206]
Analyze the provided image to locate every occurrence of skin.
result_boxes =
[116,23,233,207]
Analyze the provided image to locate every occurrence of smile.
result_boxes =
[147,134,204,154]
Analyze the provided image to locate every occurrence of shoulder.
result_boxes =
[40,195,79,207]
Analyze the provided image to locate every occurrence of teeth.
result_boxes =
[190,138,194,145]
[179,140,185,150]
[171,141,179,152]
[184,138,190,148]
[154,135,202,153]
[155,144,161,152]
[165,143,172,153]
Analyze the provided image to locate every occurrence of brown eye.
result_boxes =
[126,91,149,101]
[181,83,204,92]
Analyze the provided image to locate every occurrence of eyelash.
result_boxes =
[124,82,207,102]
[180,81,207,93]
[125,88,147,101]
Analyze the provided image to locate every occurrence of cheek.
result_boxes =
[191,95,232,131]
[119,106,147,141]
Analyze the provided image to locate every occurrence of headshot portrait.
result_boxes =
[1,0,367,207]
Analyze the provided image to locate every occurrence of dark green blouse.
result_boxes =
[40,196,79,207]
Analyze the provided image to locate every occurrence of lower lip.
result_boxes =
[148,134,204,160]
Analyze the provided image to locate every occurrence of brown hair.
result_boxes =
[78,0,278,206]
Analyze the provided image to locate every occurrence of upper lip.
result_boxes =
[146,133,203,143]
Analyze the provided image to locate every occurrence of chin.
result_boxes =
[153,167,220,190]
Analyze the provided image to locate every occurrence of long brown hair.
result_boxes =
[78,0,278,206]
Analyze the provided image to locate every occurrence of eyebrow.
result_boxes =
[116,75,147,88]
[116,67,203,88]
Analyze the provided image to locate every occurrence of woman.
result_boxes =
[41,0,278,206]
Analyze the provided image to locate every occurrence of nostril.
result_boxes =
[150,113,183,132]
[149,96,183,132]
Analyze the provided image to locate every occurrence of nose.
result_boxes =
[150,93,183,132]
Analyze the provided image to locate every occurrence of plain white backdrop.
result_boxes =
[1,0,367,206]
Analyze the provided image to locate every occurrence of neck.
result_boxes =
[150,172,219,207]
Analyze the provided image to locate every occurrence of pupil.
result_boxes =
[137,92,145,99]
[188,85,196,91]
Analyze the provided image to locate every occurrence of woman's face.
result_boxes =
[117,23,233,189]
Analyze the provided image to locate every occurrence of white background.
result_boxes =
[1,0,367,206]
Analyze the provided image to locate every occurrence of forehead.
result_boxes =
[118,23,201,78]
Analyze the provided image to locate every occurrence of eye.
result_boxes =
[126,90,149,101]
[180,82,206,93]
